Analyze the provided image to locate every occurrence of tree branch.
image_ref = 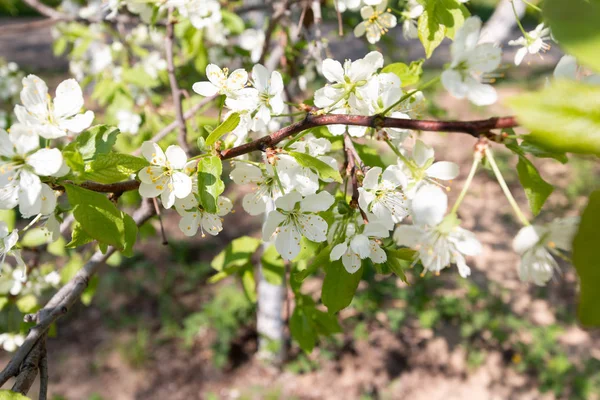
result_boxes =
[0,201,155,387]
[165,8,191,155]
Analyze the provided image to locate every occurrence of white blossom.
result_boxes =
[508,23,551,66]
[394,185,482,277]
[0,127,65,218]
[175,194,232,237]
[14,75,94,139]
[0,333,25,352]
[354,1,397,44]
[512,218,579,286]
[239,29,266,63]
[441,17,502,106]
[137,142,192,209]
[401,0,423,40]
[250,64,285,131]
[193,64,249,98]
[330,219,388,273]
[116,110,142,134]
[230,162,283,215]
[263,191,334,260]
[0,222,23,270]
[358,165,410,230]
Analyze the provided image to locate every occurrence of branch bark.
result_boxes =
[165,8,191,155]
[0,201,155,388]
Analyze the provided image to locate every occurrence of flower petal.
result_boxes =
[411,185,448,226]
[426,161,459,180]
[165,145,188,169]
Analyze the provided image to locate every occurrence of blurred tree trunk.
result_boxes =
[480,0,527,44]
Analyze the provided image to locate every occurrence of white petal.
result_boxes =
[369,240,387,264]
[26,148,63,176]
[161,186,176,209]
[58,111,94,134]
[179,212,200,236]
[299,191,334,213]
[227,69,249,91]
[342,252,362,274]
[263,210,286,240]
[513,225,540,255]
[141,141,166,165]
[275,191,302,212]
[165,145,188,169]
[39,183,57,215]
[252,64,269,91]
[426,161,459,180]
[322,59,345,83]
[330,242,348,261]
[467,43,502,73]
[350,234,371,259]
[298,214,329,242]
[139,179,166,199]
[514,47,528,67]
[454,253,471,278]
[53,79,84,119]
[242,191,269,216]
[230,163,263,185]
[411,185,448,226]
[192,81,219,97]
[413,139,434,167]
[18,170,42,218]
[170,172,192,199]
[465,79,497,106]
[20,75,49,117]
[450,227,482,256]
[200,213,223,236]
[441,69,468,99]
[362,167,382,190]
[216,196,233,216]
[275,223,302,260]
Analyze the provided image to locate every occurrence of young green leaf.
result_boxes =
[573,190,600,327]
[206,112,240,146]
[515,157,553,216]
[544,0,600,72]
[83,153,149,184]
[381,60,424,87]
[261,245,285,285]
[64,125,120,160]
[322,260,363,313]
[66,222,95,249]
[288,151,343,183]
[508,81,600,157]
[64,184,137,253]
[290,303,317,353]
[418,0,469,58]
[197,155,225,214]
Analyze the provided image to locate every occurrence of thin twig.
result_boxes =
[38,346,48,400]
[165,8,191,155]
[0,201,155,387]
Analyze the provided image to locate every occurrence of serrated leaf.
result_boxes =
[322,260,363,313]
[290,303,317,353]
[206,113,240,146]
[64,125,120,160]
[418,0,469,58]
[508,80,600,156]
[573,190,600,327]
[240,266,257,303]
[544,0,600,72]
[211,236,262,271]
[83,153,149,184]
[288,151,342,183]
[381,60,424,87]
[64,184,136,253]
[261,245,285,285]
[516,157,553,216]
[197,155,225,214]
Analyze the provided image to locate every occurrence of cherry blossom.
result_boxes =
[354,1,397,44]
[175,194,233,237]
[508,23,551,66]
[330,219,388,273]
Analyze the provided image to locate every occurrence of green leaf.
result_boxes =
[240,266,257,303]
[261,245,285,285]
[544,0,600,72]
[66,222,95,248]
[520,139,568,164]
[0,390,33,400]
[313,309,342,335]
[418,0,469,58]
[288,151,342,183]
[197,155,225,214]
[16,294,38,313]
[65,125,120,160]
[83,153,149,184]
[573,190,600,326]
[322,261,363,313]
[64,184,136,253]
[122,66,160,88]
[81,276,99,306]
[122,213,138,257]
[516,156,553,216]
[381,60,424,87]
[210,236,262,272]
[384,251,411,283]
[221,10,246,34]
[206,112,240,146]
[508,80,600,156]
[290,303,317,353]
[294,244,331,282]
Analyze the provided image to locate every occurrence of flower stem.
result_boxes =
[272,165,286,195]
[521,0,541,12]
[450,153,481,215]
[384,138,411,166]
[511,0,530,39]
[381,76,440,116]
[485,148,530,226]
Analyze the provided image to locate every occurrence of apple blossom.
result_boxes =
[512,218,579,286]
[358,165,410,230]
[508,23,551,66]
[394,186,482,277]
[354,1,397,44]
[137,142,192,209]
[263,191,334,260]
[441,17,502,106]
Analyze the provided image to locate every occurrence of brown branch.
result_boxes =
[343,134,368,223]
[0,201,155,387]
[59,114,517,194]
[10,336,45,395]
[38,348,48,400]
[165,8,191,155]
